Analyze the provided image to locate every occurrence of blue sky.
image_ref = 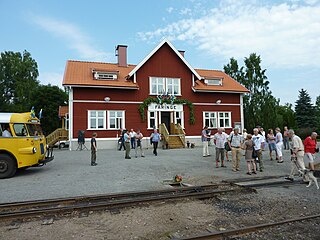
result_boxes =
[1,0,319,105]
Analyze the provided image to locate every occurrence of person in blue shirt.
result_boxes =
[150,129,161,156]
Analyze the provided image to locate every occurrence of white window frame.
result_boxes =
[203,112,217,129]
[150,77,165,95]
[149,77,181,95]
[147,111,158,129]
[175,111,184,128]
[88,110,106,130]
[107,110,125,130]
[218,112,232,128]
[204,78,223,86]
[93,71,118,80]
[166,78,181,95]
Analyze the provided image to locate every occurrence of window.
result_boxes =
[93,71,117,80]
[175,111,184,128]
[150,77,180,95]
[203,111,232,129]
[203,112,217,128]
[148,111,157,129]
[167,78,180,95]
[204,78,222,86]
[218,112,231,128]
[88,110,106,130]
[13,124,27,136]
[108,111,125,129]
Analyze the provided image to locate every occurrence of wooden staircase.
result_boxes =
[159,123,185,149]
[46,128,68,147]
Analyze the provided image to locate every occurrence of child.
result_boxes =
[91,132,97,166]
[243,134,257,175]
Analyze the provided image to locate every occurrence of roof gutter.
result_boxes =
[192,87,249,94]
[63,84,139,90]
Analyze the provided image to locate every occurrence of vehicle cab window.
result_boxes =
[13,124,28,136]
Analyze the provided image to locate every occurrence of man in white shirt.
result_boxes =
[252,128,265,172]
[129,129,136,149]
[214,128,227,168]
[285,129,306,181]
[2,126,12,137]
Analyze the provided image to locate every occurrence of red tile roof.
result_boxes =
[63,61,138,89]
[194,69,249,93]
[63,60,248,93]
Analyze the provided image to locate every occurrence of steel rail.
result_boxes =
[223,175,287,183]
[0,184,246,221]
[176,214,320,240]
[0,184,225,210]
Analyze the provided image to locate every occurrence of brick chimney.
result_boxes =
[178,50,185,57]
[116,45,127,67]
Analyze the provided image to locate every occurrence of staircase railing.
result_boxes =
[46,128,68,147]
[159,123,170,143]
[174,123,186,147]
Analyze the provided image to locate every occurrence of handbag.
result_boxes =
[252,149,258,159]
[224,142,231,151]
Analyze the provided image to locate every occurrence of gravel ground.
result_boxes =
[1,184,319,240]
[0,146,319,239]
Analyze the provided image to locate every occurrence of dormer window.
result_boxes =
[204,78,223,86]
[93,71,118,80]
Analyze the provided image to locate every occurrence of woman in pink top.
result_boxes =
[303,132,318,171]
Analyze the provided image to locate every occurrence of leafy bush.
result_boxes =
[294,127,317,140]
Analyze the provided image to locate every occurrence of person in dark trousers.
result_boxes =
[123,129,131,159]
[118,128,126,151]
[91,132,97,166]
[150,129,161,156]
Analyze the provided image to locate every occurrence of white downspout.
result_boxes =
[240,94,244,132]
[68,87,73,151]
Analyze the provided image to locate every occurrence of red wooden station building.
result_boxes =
[62,39,249,149]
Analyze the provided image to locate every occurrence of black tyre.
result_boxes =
[59,143,65,148]
[0,154,17,179]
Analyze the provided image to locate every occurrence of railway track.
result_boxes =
[0,183,249,222]
[0,175,307,223]
[224,175,304,188]
[176,214,320,240]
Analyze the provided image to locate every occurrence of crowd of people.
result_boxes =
[201,125,319,179]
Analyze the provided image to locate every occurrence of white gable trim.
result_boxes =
[128,39,202,80]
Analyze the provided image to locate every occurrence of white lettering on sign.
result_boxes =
[148,103,183,112]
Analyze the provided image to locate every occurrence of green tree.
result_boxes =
[295,89,316,128]
[316,95,320,130]
[224,53,279,132]
[0,50,39,112]
[275,103,296,129]
[30,85,68,135]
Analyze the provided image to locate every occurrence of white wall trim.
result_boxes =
[193,102,240,106]
[63,84,138,90]
[68,87,73,151]
[240,94,244,131]
[192,87,248,94]
[73,100,143,104]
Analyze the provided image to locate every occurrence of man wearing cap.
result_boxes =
[228,128,243,172]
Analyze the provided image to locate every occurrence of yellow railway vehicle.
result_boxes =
[0,112,54,178]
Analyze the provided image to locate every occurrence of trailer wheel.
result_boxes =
[0,154,17,179]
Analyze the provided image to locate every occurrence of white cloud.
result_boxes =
[40,72,63,87]
[166,7,174,13]
[180,8,192,15]
[138,1,320,68]
[31,15,111,62]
